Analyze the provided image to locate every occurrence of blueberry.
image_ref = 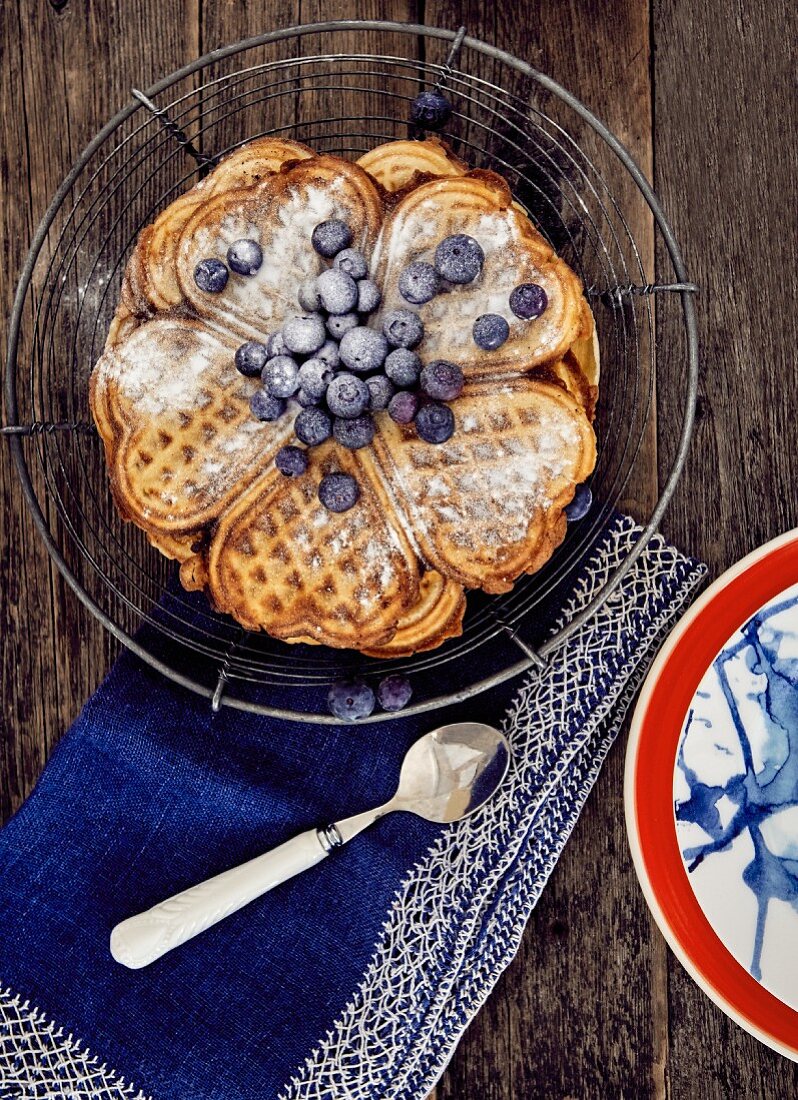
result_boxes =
[420,360,464,401]
[317,268,359,315]
[327,678,375,719]
[294,406,332,446]
[226,238,263,276]
[415,402,455,444]
[383,308,424,349]
[357,279,382,314]
[275,445,309,477]
[398,261,439,305]
[334,248,368,280]
[326,372,370,418]
[385,347,422,388]
[434,234,484,284]
[509,282,548,320]
[410,90,453,130]
[333,413,375,450]
[298,277,322,312]
[312,219,353,258]
[473,313,510,350]
[366,374,395,411]
[319,472,361,515]
[316,338,341,368]
[388,390,420,424]
[339,326,389,372]
[377,673,413,712]
[565,484,593,521]
[234,340,269,376]
[250,389,286,422]
[326,312,359,340]
[282,313,327,355]
[262,354,300,398]
[298,357,335,399]
[268,331,288,357]
[194,257,228,293]
[295,388,320,408]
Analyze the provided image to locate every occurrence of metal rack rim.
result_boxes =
[4,20,698,722]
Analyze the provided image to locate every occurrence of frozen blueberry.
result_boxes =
[383,308,424,349]
[317,268,358,315]
[434,234,484,284]
[366,374,395,411]
[250,389,286,422]
[326,372,370,418]
[311,219,352,258]
[282,313,326,356]
[334,248,368,280]
[410,90,452,130]
[377,673,413,712]
[333,413,375,450]
[193,257,228,293]
[326,312,359,340]
[473,313,510,350]
[295,388,320,408]
[415,402,455,444]
[398,261,439,305]
[319,472,361,515]
[509,282,548,320]
[420,360,464,401]
[298,357,335,399]
[268,331,288,357]
[263,355,300,398]
[294,406,332,446]
[275,445,309,478]
[316,338,341,368]
[298,277,322,311]
[388,390,420,424]
[234,340,269,376]
[565,484,593,521]
[327,677,374,719]
[385,347,422,388]
[339,326,389,372]
[357,279,382,314]
[226,238,262,276]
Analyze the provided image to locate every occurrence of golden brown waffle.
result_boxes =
[371,170,586,379]
[357,137,468,192]
[92,138,598,653]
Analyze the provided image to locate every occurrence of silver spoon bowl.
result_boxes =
[110,722,510,969]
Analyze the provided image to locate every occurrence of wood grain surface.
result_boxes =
[1,1,797,1097]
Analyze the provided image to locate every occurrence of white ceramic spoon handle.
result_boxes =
[110,829,330,969]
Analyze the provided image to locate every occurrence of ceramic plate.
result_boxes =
[625,528,798,1060]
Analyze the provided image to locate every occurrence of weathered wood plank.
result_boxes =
[653,0,798,1094]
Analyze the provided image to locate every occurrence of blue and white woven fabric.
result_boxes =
[0,515,704,1100]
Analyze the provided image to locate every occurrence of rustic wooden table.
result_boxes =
[1,1,797,1096]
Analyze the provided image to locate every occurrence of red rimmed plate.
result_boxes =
[625,528,798,1060]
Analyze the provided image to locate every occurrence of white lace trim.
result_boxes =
[0,517,705,1100]
[0,988,150,1100]
[281,516,706,1099]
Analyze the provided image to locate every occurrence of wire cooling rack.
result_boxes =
[3,22,698,723]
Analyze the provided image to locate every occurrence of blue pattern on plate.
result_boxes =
[676,585,798,989]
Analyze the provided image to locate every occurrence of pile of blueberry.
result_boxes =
[195,216,551,516]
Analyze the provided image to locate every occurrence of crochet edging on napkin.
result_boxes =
[0,987,150,1100]
[280,516,706,1100]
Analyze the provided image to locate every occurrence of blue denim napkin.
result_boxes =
[0,515,704,1100]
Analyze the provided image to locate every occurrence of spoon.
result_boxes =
[110,722,510,969]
